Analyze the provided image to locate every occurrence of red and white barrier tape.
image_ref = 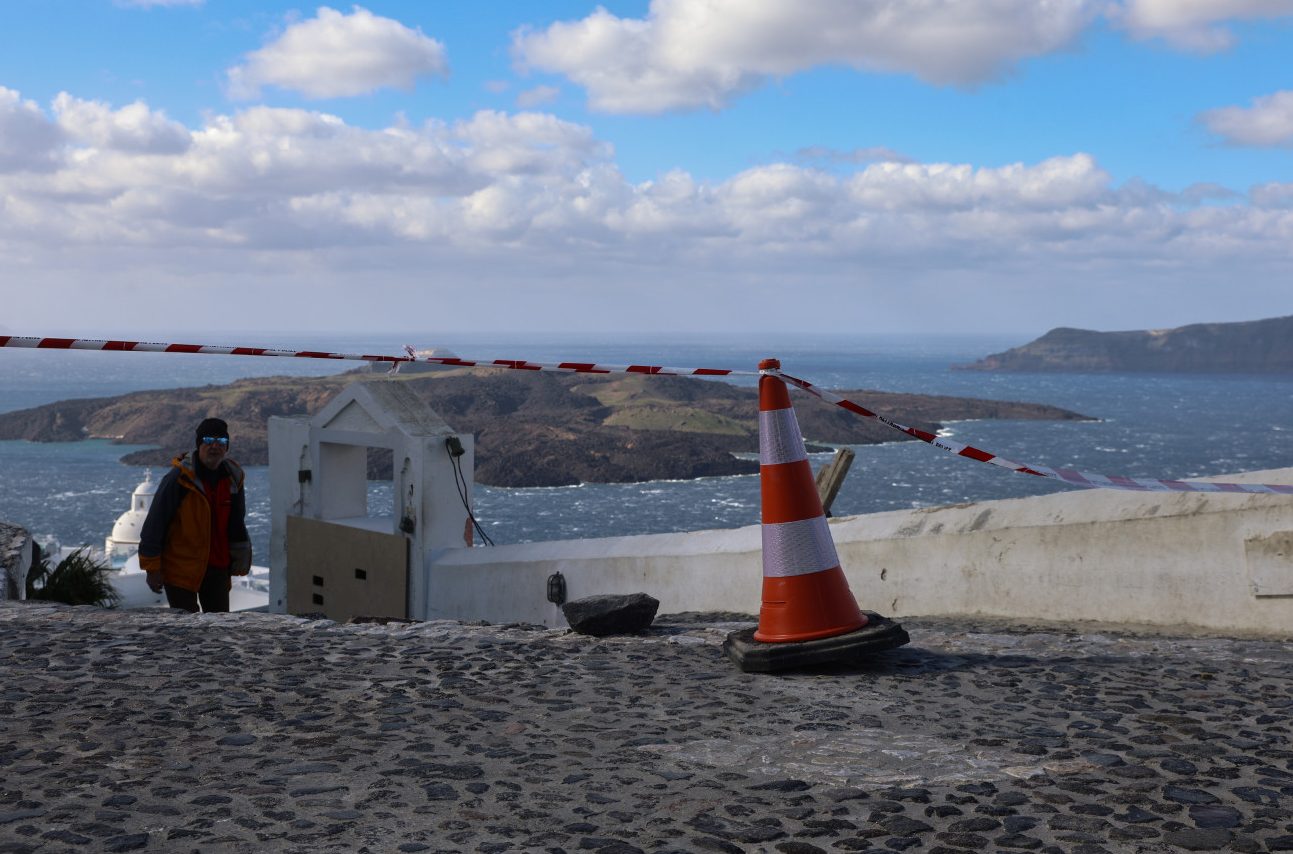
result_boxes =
[0,336,753,378]
[767,368,1293,496]
[3,335,1290,495]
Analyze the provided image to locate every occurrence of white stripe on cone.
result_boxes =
[759,408,808,465]
[761,517,841,578]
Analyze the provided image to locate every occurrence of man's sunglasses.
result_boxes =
[200,436,229,447]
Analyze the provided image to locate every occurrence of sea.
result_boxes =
[2,331,1292,565]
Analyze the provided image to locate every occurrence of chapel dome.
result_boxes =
[109,470,157,547]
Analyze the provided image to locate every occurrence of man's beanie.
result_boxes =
[195,417,229,448]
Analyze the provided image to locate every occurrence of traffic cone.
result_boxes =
[724,358,909,673]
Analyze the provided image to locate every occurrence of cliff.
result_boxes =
[960,315,1293,373]
[0,369,1091,487]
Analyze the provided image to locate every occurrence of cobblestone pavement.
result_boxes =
[1,601,1291,853]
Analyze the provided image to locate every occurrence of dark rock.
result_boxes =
[1116,806,1160,823]
[592,843,646,854]
[1164,786,1218,805]
[421,783,458,801]
[958,783,997,796]
[563,594,659,636]
[925,805,962,818]
[775,843,827,854]
[217,733,256,747]
[884,787,932,802]
[1050,815,1109,833]
[1160,757,1198,775]
[728,824,787,844]
[420,762,483,780]
[101,834,150,852]
[749,780,811,792]
[1187,805,1241,829]
[882,817,933,836]
[827,788,870,803]
[287,785,346,796]
[322,809,362,820]
[937,832,989,848]
[1232,787,1280,804]
[41,830,91,845]
[1109,825,1161,841]
[1161,827,1233,850]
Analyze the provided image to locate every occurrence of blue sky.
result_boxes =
[1,1,1291,338]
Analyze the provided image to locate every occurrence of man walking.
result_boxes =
[140,417,252,612]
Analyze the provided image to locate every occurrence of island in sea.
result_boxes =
[0,369,1091,487]
[959,315,1293,374]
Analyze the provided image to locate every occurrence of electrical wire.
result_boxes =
[448,443,493,546]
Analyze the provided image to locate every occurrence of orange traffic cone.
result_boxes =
[754,359,867,642]
[724,358,909,672]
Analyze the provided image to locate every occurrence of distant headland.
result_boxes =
[0,369,1091,487]
[959,315,1293,374]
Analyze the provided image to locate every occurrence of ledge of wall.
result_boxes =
[429,468,1293,635]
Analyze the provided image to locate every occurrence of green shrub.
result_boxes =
[26,547,120,608]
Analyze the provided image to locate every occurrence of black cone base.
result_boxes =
[723,611,910,673]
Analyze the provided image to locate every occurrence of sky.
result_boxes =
[0,0,1291,339]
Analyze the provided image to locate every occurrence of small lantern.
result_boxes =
[546,571,566,606]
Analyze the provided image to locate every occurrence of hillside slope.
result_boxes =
[960,316,1293,373]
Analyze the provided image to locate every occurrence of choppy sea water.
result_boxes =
[2,331,1291,563]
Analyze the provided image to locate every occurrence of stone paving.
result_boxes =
[1,601,1291,854]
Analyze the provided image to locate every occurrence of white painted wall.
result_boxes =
[429,467,1293,636]
[267,382,474,620]
[267,380,1290,636]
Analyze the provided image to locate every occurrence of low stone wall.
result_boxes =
[0,521,33,601]
[430,467,1293,635]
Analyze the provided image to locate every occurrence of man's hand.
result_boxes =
[146,570,164,593]
[229,542,252,576]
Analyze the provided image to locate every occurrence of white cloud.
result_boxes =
[513,0,1098,113]
[1116,0,1293,50]
[516,85,560,109]
[227,6,448,100]
[1199,90,1293,146]
[512,1,1293,115]
[53,93,191,154]
[0,87,63,173]
[1,86,1290,335]
[453,110,609,176]
[1251,181,1293,208]
[845,155,1111,212]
